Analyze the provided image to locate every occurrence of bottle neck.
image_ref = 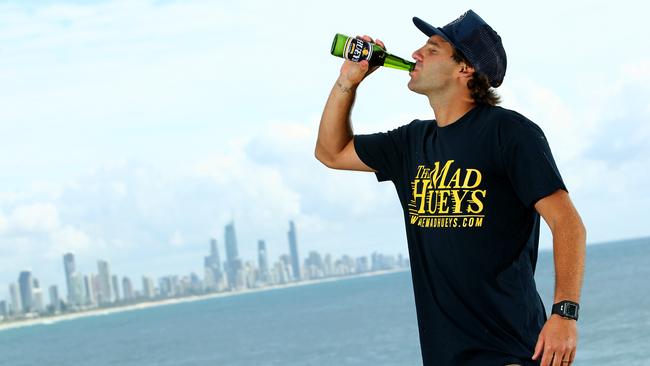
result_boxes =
[384,53,415,71]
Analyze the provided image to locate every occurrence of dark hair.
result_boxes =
[451,48,501,106]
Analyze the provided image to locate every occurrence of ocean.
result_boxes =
[0,237,648,366]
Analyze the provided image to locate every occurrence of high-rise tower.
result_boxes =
[224,221,242,289]
[97,260,113,305]
[287,221,301,281]
[204,238,224,291]
[257,240,270,284]
[63,253,76,304]
[18,271,33,313]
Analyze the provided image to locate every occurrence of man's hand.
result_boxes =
[337,35,386,90]
[532,314,578,366]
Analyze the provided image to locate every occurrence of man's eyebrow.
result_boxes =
[427,39,442,47]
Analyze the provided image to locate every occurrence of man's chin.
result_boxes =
[407,80,424,95]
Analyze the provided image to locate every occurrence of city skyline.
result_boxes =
[1,219,408,320]
[1,210,407,301]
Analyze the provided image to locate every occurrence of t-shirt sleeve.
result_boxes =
[353,122,412,183]
[499,115,568,208]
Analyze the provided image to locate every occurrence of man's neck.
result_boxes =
[428,94,476,127]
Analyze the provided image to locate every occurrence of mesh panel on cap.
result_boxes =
[457,27,505,87]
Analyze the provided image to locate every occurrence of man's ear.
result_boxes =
[458,62,475,79]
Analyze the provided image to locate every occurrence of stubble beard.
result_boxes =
[407,76,427,95]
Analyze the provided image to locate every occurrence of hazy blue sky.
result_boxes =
[1,0,648,299]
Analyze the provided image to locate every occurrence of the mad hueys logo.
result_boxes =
[409,160,486,228]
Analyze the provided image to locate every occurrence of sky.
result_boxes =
[0,0,648,301]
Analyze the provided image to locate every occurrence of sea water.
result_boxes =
[0,237,648,365]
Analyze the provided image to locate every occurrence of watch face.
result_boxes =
[565,303,578,317]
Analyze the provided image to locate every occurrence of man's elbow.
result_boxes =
[314,147,336,169]
[563,212,587,245]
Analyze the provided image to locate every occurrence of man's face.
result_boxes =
[408,35,460,95]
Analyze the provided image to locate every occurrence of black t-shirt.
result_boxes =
[354,105,567,366]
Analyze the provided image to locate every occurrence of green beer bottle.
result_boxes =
[330,33,415,72]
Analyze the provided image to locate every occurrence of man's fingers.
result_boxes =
[551,351,565,366]
[540,350,550,366]
[353,34,388,51]
[568,349,576,364]
[541,345,555,366]
[361,34,373,43]
[532,337,544,360]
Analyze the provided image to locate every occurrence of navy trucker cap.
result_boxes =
[413,10,507,87]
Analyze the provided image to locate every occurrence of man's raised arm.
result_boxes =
[314,35,384,172]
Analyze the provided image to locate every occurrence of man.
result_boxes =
[315,10,586,366]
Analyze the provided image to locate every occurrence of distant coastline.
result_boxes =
[537,235,649,251]
[0,268,408,333]
[586,235,649,247]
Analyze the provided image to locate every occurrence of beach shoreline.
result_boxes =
[0,268,408,333]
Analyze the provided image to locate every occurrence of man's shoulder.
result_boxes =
[405,118,431,128]
[389,118,432,135]
[482,105,542,133]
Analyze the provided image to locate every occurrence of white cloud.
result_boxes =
[48,225,94,257]
[0,210,6,233]
[194,139,302,224]
[8,203,60,233]
[169,229,185,248]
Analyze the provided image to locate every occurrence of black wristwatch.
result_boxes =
[552,300,580,321]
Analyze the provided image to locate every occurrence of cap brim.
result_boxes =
[412,17,453,45]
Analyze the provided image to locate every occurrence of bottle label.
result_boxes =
[344,37,372,62]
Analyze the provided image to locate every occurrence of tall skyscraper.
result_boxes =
[0,300,7,318]
[142,276,155,299]
[189,272,202,294]
[243,261,256,288]
[18,271,33,313]
[97,260,112,305]
[209,238,221,271]
[159,276,179,298]
[287,220,301,281]
[276,256,292,284]
[204,238,224,291]
[203,267,216,290]
[224,221,242,289]
[122,276,134,301]
[225,221,239,263]
[324,254,333,277]
[257,240,270,284]
[9,283,22,315]
[49,285,60,312]
[71,272,86,306]
[63,253,77,305]
[84,274,96,305]
[111,275,121,303]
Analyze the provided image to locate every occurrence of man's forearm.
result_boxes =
[551,218,587,304]
[315,77,358,161]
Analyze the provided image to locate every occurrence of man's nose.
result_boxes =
[412,49,423,62]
